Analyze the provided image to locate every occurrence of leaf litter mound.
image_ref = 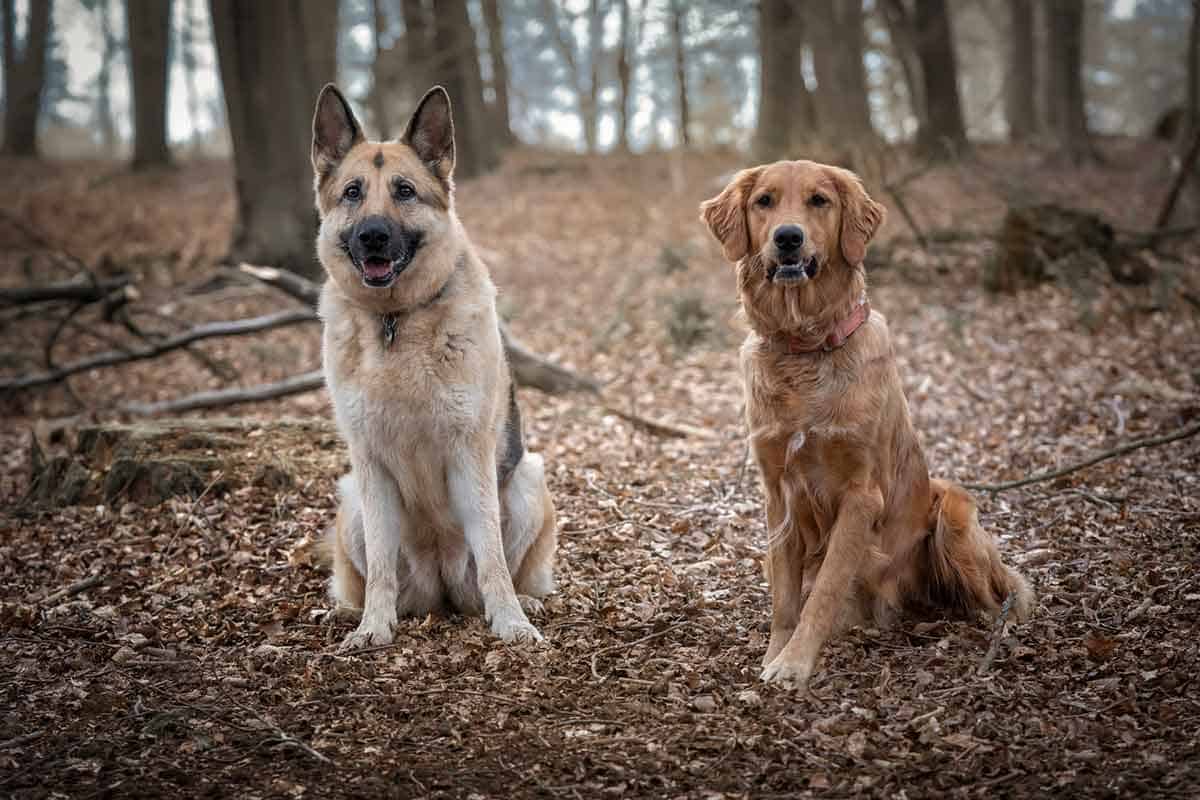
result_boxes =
[1,143,1199,798]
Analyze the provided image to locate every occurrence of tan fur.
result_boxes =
[312,85,557,650]
[701,160,1032,688]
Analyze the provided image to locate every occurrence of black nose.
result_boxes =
[774,225,805,251]
[356,218,390,250]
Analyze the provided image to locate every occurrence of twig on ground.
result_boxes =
[964,420,1200,493]
[590,620,691,681]
[2,308,317,392]
[600,403,712,439]
[237,704,334,766]
[38,573,104,605]
[977,591,1017,675]
[118,370,325,416]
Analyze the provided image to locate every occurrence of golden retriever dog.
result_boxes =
[312,85,556,650]
[701,160,1032,688]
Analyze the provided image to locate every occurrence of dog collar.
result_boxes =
[774,299,871,355]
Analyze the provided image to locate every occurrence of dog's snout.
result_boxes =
[774,225,805,251]
[356,217,391,250]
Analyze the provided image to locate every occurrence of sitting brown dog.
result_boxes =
[701,160,1032,688]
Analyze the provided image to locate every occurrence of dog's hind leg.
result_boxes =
[502,453,557,614]
[925,479,1033,621]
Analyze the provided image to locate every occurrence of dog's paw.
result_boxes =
[760,656,812,689]
[338,620,394,653]
[492,616,544,644]
[517,594,546,618]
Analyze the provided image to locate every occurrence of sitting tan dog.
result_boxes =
[312,85,557,650]
[701,160,1032,688]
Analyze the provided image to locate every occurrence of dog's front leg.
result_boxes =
[762,485,882,688]
[448,448,543,643]
[763,482,805,667]
[340,459,404,651]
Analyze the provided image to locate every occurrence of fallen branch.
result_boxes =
[38,572,104,605]
[601,404,713,439]
[0,275,131,305]
[120,369,324,416]
[964,420,1200,493]
[1156,129,1200,229]
[237,704,334,766]
[590,620,691,681]
[240,262,602,395]
[2,308,317,392]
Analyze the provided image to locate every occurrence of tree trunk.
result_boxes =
[580,0,601,153]
[95,0,118,154]
[127,0,173,170]
[431,0,496,178]
[757,0,815,160]
[616,0,632,151]
[1006,0,1036,142]
[670,0,690,148]
[879,0,925,130]
[181,0,203,147]
[481,0,513,143]
[370,0,391,139]
[2,0,51,157]
[1185,0,1199,144]
[209,0,337,279]
[1046,0,1090,163]
[1038,0,1059,136]
[807,0,874,144]
[401,0,431,96]
[913,0,967,158]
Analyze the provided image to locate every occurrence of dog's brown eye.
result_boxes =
[809,193,828,208]
[343,184,362,202]
[395,182,416,201]
[756,194,772,208]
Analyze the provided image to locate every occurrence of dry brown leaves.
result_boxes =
[1,143,1199,798]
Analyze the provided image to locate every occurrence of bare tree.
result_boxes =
[1006,0,1036,142]
[757,0,817,160]
[879,0,925,130]
[370,0,391,139]
[93,0,119,154]
[913,0,967,158]
[209,0,337,278]
[481,0,513,142]
[615,0,634,151]
[670,0,690,147]
[401,0,431,96]
[807,0,874,145]
[2,0,52,157]
[431,0,497,177]
[127,0,173,169]
[1045,0,1091,163]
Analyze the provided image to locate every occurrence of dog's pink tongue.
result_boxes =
[364,258,391,279]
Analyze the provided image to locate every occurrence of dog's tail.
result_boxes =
[922,479,1033,621]
[322,474,365,611]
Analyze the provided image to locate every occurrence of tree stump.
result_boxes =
[25,418,346,508]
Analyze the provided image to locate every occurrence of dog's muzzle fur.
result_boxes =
[341,215,425,288]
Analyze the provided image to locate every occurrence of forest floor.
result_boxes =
[1,140,1199,798]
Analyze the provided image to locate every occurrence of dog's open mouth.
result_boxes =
[358,251,414,288]
[771,256,819,284]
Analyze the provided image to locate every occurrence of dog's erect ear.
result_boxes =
[403,86,455,179]
[312,84,364,179]
[832,167,886,266]
[700,167,760,263]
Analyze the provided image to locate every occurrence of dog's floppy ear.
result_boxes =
[312,84,364,179]
[832,167,886,266]
[403,86,455,180]
[700,167,761,263]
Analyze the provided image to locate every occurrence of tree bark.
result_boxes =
[879,0,925,130]
[807,0,874,144]
[370,0,391,139]
[579,0,602,153]
[481,0,513,143]
[95,0,118,154]
[1045,0,1091,163]
[615,0,632,151]
[209,0,337,279]
[401,0,431,96]
[1006,0,1036,142]
[670,0,690,148]
[430,0,497,178]
[2,0,51,157]
[1185,0,1199,144]
[127,0,173,169]
[913,0,967,158]
[757,0,814,160]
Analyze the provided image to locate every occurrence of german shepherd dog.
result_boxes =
[312,85,557,650]
[701,161,1031,688]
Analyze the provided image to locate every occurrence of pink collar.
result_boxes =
[774,299,871,355]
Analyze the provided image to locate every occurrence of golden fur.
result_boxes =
[313,85,557,650]
[701,160,1032,688]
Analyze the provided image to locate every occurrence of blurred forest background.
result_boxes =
[3,3,1200,797]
